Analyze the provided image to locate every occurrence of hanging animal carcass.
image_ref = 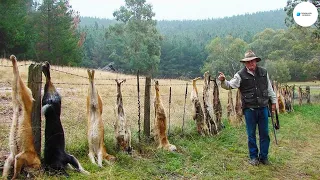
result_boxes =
[203,72,218,135]
[42,62,89,176]
[87,69,116,167]
[2,55,41,179]
[114,79,132,154]
[212,77,223,131]
[227,90,239,126]
[191,77,209,136]
[153,80,176,151]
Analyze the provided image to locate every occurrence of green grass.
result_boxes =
[28,104,319,179]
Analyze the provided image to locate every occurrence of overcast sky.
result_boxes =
[68,0,288,20]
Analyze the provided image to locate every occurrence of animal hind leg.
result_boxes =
[12,152,27,179]
[88,147,97,165]
[12,151,41,179]
[2,153,14,178]
[97,149,103,167]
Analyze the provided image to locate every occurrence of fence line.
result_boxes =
[0,63,32,67]
[1,63,320,156]
[50,68,145,81]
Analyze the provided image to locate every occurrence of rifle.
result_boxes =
[268,101,279,145]
[274,107,280,130]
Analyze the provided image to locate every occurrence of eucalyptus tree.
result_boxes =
[265,59,291,83]
[248,27,320,81]
[203,35,248,78]
[303,58,320,80]
[105,0,161,75]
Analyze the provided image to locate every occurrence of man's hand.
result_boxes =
[218,72,226,81]
[271,103,276,112]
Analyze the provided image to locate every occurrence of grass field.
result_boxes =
[23,104,320,180]
[0,59,320,179]
[38,104,319,180]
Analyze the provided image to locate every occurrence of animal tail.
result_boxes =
[192,77,202,96]
[154,80,160,98]
[192,77,201,88]
[42,61,51,82]
[102,149,116,162]
[10,55,34,109]
[87,69,99,110]
[10,55,19,100]
[10,55,19,77]
[87,69,95,83]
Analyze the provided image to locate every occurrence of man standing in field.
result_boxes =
[218,50,276,166]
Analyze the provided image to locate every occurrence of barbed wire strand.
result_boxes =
[0,63,32,67]
[50,68,145,81]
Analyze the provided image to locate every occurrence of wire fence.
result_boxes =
[1,60,320,155]
[0,61,202,155]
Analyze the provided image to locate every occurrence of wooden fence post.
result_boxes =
[28,63,42,156]
[144,76,151,138]
[298,86,302,106]
[182,83,188,135]
[137,71,142,153]
[168,86,172,135]
[306,86,311,104]
[292,85,295,105]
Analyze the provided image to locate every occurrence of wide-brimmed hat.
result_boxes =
[240,50,261,62]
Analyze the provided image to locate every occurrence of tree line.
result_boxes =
[1,0,319,82]
[0,0,82,65]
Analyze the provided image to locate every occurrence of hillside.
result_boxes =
[79,9,287,78]
[80,9,287,40]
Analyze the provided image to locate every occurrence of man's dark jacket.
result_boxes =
[238,66,269,109]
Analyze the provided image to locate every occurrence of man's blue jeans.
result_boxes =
[243,107,270,160]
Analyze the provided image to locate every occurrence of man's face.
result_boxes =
[244,59,257,71]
